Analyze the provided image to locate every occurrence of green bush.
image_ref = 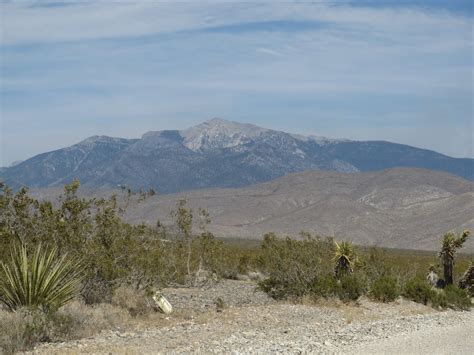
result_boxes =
[370,276,400,302]
[257,234,333,300]
[432,286,471,310]
[257,235,369,302]
[337,274,367,302]
[403,277,434,305]
[311,274,340,298]
[403,278,471,310]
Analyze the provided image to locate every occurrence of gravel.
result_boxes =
[28,280,473,354]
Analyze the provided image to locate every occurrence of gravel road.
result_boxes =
[29,280,473,354]
[347,317,474,354]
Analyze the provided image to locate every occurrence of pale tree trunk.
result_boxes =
[186,238,191,277]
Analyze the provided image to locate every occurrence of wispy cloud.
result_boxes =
[256,47,283,56]
[2,1,471,45]
[0,1,472,165]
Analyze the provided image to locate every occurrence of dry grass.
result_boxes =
[0,301,132,354]
[0,308,42,354]
[56,301,132,338]
[111,286,153,317]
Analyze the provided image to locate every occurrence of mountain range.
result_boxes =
[1,118,473,193]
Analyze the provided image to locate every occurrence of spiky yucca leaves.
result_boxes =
[333,241,356,279]
[0,244,85,312]
[439,230,470,285]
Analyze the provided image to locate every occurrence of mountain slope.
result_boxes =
[123,168,473,251]
[26,168,473,251]
[2,136,137,188]
[2,118,473,192]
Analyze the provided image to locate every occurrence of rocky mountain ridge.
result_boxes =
[2,118,473,193]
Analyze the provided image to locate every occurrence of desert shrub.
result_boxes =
[370,275,400,302]
[259,277,292,300]
[55,301,131,338]
[403,277,434,305]
[403,277,472,310]
[337,274,367,302]
[0,308,49,354]
[0,244,84,312]
[458,264,474,296]
[111,286,151,316]
[209,243,261,281]
[361,248,400,282]
[237,254,251,275]
[258,234,333,300]
[257,234,370,302]
[81,274,115,305]
[431,286,471,310]
[0,301,131,354]
[194,232,224,276]
[311,274,340,298]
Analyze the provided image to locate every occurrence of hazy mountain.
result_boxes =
[2,118,473,193]
[28,168,473,251]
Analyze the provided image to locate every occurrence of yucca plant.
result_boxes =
[439,230,470,285]
[0,243,85,312]
[333,241,355,279]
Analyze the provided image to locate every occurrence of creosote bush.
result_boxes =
[403,278,434,305]
[370,276,400,302]
[258,234,367,302]
[337,274,367,302]
[402,278,471,310]
[258,233,334,300]
[431,286,471,310]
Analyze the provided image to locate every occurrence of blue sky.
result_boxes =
[0,0,472,166]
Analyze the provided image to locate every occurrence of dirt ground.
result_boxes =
[28,280,473,354]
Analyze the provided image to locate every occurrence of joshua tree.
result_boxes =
[333,241,355,279]
[439,230,470,285]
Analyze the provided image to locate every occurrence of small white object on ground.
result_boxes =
[152,292,173,314]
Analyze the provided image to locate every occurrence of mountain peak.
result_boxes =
[181,118,268,151]
[76,135,134,148]
[203,117,232,125]
[199,117,265,131]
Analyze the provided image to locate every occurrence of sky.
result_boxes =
[0,0,473,166]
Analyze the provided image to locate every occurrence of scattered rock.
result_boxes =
[27,280,473,354]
